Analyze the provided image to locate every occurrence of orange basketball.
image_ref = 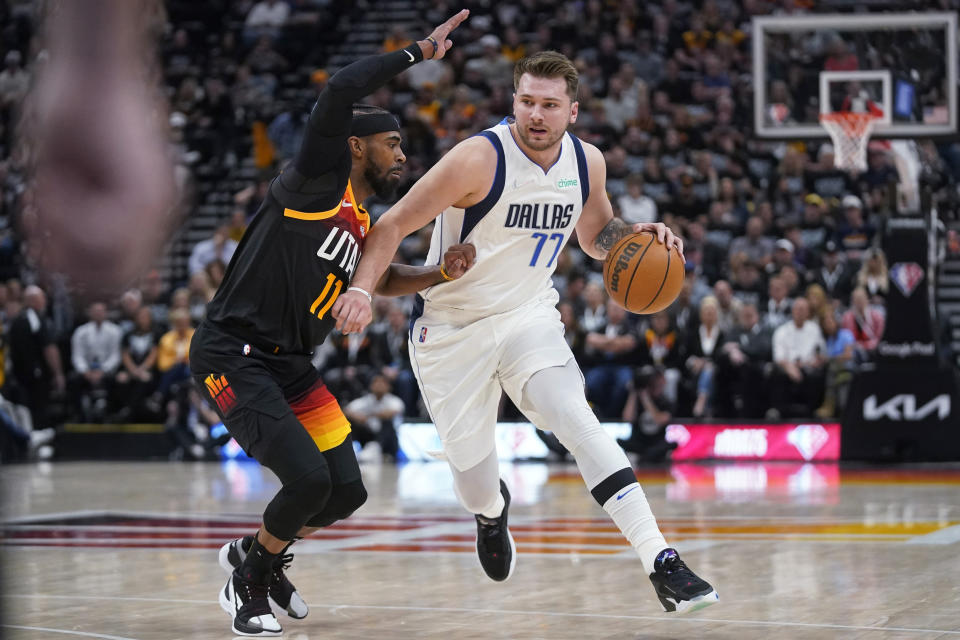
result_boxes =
[603,231,685,314]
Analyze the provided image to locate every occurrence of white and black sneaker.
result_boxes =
[219,536,308,619]
[648,548,719,613]
[475,479,516,582]
[219,570,283,637]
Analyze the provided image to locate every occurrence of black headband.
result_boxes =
[350,112,400,137]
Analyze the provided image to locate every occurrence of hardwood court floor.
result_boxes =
[3,459,960,639]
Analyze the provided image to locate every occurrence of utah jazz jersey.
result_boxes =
[417,120,589,324]
[205,180,370,354]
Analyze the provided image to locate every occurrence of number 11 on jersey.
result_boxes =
[309,273,343,319]
[529,232,564,268]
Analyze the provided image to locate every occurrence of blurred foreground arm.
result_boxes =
[24,0,177,298]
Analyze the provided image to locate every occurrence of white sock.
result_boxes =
[480,493,505,520]
[601,482,668,574]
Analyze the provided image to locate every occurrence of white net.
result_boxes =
[819,111,881,172]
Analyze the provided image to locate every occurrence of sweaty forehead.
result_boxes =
[516,74,570,102]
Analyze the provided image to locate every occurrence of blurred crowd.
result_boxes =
[1,0,960,461]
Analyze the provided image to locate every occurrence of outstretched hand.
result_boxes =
[442,243,476,279]
[423,9,469,59]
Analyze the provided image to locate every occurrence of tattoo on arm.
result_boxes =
[594,218,631,253]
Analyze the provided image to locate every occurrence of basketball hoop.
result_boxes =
[819,111,882,172]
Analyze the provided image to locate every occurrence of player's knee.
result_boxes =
[548,399,603,450]
[263,464,333,540]
[331,479,368,518]
[299,465,335,508]
[304,479,367,527]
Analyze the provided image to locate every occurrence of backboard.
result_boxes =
[753,12,957,139]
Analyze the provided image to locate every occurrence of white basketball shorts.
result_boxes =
[408,294,578,472]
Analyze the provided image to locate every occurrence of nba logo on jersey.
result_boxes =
[419,326,428,343]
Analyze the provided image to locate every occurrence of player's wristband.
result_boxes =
[439,264,454,281]
[347,286,372,302]
[425,36,439,58]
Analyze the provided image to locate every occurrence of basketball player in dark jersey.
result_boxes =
[189,10,472,636]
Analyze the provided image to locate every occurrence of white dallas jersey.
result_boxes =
[416,120,589,325]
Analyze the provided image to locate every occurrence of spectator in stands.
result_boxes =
[769,238,796,275]
[730,216,775,267]
[8,286,65,430]
[805,283,830,321]
[369,302,419,418]
[842,286,885,360]
[584,299,640,420]
[267,98,310,162]
[558,301,586,364]
[684,296,724,418]
[638,311,682,405]
[465,34,512,89]
[716,303,772,418]
[580,281,607,333]
[633,32,663,86]
[325,329,375,403]
[115,306,159,422]
[154,308,194,404]
[813,240,855,302]
[204,260,227,291]
[712,280,741,333]
[763,275,792,330]
[187,272,214,324]
[141,270,171,328]
[244,0,290,44]
[729,255,765,307]
[382,25,412,53]
[234,180,270,220]
[817,312,856,418]
[344,374,405,462]
[799,194,832,249]
[770,298,826,418]
[619,366,677,462]
[603,76,638,132]
[856,247,889,305]
[116,289,143,334]
[189,225,238,276]
[0,51,28,109]
[71,302,123,422]
[833,194,875,263]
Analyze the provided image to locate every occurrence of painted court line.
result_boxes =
[0,625,138,640]
[5,594,960,636]
[906,523,960,545]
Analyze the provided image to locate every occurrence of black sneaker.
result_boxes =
[648,548,719,613]
[219,536,308,619]
[474,479,516,582]
[218,570,282,637]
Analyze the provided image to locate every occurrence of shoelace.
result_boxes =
[477,517,506,553]
[660,556,704,591]
[271,553,294,582]
[238,579,272,617]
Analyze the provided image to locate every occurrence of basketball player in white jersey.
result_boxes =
[333,51,718,613]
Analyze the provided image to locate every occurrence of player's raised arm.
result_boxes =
[574,142,685,262]
[333,135,496,332]
[277,9,469,204]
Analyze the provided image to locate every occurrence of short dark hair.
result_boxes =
[513,51,579,101]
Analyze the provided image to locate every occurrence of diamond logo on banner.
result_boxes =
[890,262,925,297]
[788,424,830,461]
[665,424,691,447]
